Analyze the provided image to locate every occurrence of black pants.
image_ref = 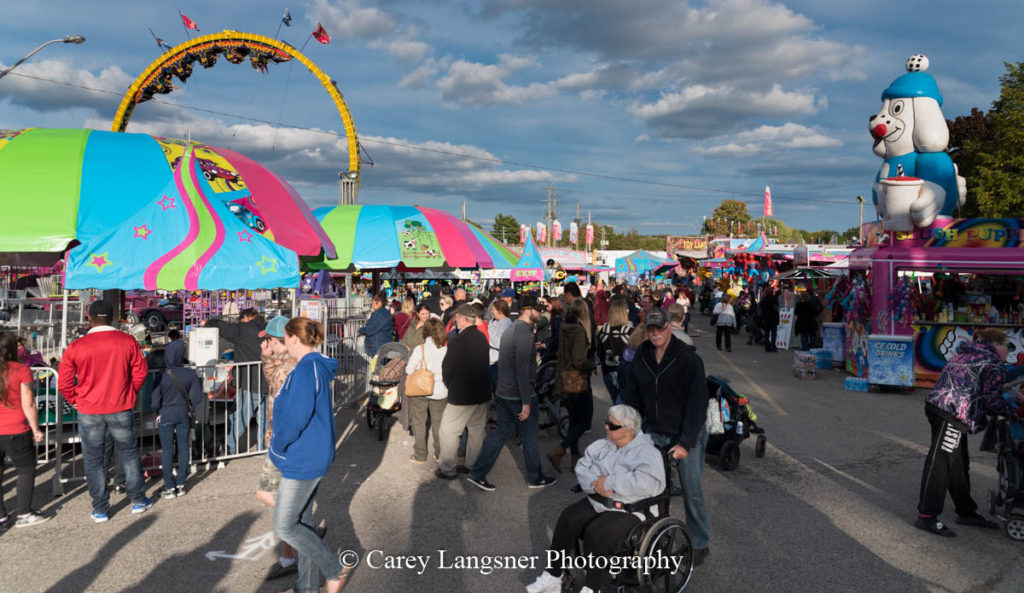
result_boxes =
[715,326,732,350]
[917,409,977,518]
[547,498,640,590]
[0,431,37,516]
[764,325,778,351]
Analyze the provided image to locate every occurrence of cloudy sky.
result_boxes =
[2,0,1021,238]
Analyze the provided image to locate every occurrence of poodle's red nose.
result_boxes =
[872,124,887,139]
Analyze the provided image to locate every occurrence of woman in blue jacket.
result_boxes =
[270,317,348,593]
[358,292,392,357]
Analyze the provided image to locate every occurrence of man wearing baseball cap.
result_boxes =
[624,306,711,565]
[58,300,151,522]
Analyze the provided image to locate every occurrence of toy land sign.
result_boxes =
[666,236,709,256]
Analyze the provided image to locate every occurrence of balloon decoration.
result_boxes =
[888,277,924,325]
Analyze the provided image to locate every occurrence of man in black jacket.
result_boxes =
[203,308,267,455]
[625,308,711,566]
[436,305,491,480]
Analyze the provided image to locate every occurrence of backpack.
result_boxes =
[599,322,632,369]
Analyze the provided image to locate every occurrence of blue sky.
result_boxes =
[2,0,1022,238]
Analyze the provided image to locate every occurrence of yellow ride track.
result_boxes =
[111,30,359,180]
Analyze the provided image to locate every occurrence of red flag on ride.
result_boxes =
[180,13,199,30]
[763,185,774,217]
[312,23,331,44]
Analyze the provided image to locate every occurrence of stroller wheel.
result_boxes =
[755,435,767,459]
[1005,515,1024,542]
[366,405,376,429]
[719,441,741,471]
[377,415,389,441]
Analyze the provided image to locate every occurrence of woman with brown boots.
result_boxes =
[547,299,596,474]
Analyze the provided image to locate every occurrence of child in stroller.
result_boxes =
[985,379,1024,541]
[705,374,767,471]
[366,343,410,441]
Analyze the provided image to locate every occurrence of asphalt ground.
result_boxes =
[3,319,1024,593]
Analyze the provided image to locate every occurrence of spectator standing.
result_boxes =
[596,296,633,402]
[399,304,431,351]
[593,285,610,327]
[150,339,203,498]
[359,292,393,358]
[676,290,692,334]
[0,331,48,527]
[488,300,512,394]
[393,296,415,341]
[548,299,596,474]
[270,318,349,593]
[204,307,268,455]
[667,304,695,347]
[625,310,711,566]
[468,296,556,491]
[793,291,823,351]
[406,318,449,464]
[759,288,780,353]
[436,305,491,479]
[58,300,150,522]
[712,294,737,352]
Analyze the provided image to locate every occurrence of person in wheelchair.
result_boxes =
[526,404,665,593]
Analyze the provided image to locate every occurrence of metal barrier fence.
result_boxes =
[39,347,373,496]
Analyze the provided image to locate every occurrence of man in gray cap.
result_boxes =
[436,304,491,479]
[59,300,151,522]
[624,305,711,565]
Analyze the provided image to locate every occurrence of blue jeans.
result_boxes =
[274,476,344,593]
[158,410,191,490]
[601,370,617,402]
[615,360,631,406]
[79,410,146,513]
[561,388,593,455]
[470,396,543,484]
[649,428,711,549]
[227,389,266,455]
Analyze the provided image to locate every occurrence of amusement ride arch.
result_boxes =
[111,30,361,188]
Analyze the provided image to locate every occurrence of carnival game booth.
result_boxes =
[0,128,342,491]
[615,250,679,285]
[851,218,1024,388]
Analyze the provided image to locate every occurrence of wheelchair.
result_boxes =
[561,449,695,593]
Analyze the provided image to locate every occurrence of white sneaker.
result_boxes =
[525,571,561,593]
[579,588,595,593]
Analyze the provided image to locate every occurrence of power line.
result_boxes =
[4,69,857,206]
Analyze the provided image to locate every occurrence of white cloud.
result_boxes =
[634,134,651,142]
[385,40,430,63]
[0,59,132,113]
[436,56,556,106]
[698,122,842,157]
[311,0,398,40]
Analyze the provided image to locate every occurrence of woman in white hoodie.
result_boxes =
[406,318,448,464]
[526,404,665,593]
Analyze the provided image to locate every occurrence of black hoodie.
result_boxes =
[150,340,205,417]
[624,335,708,450]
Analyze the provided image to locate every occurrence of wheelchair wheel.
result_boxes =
[1005,514,1024,542]
[755,435,767,458]
[377,415,389,441]
[719,440,740,471]
[366,405,376,429]
[636,517,694,593]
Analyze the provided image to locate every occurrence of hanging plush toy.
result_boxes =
[869,54,966,230]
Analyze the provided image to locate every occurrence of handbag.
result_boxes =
[162,370,199,429]
[405,344,435,397]
[561,369,587,394]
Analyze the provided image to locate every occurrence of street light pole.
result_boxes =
[856,195,864,242]
[0,35,86,81]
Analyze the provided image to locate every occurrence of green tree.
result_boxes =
[969,62,1024,218]
[701,200,754,235]
[491,213,521,244]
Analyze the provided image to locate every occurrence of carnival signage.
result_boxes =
[862,218,1024,249]
[666,236,709,254]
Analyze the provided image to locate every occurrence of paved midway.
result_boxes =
[4,322,1023,593]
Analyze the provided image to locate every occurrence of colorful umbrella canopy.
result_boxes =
[615,250,679,283]
[309,205,519,270]
[0,128,335,289]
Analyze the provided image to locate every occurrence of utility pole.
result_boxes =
[544,185,558,248]
[461,200,466,221]
[856,195,864,242]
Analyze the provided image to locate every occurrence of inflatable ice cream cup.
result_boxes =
[880,175,923,231]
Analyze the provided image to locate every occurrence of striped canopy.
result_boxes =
[310,205,519,270]
[0,128,335,289]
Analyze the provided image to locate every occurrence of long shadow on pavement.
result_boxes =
[42,513,157,593]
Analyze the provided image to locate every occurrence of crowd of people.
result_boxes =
[4,274,1022,593]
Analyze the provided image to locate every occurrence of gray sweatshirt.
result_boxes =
[495,319,537,404]
[575,432,666,517]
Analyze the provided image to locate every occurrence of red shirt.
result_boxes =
[0,361,34,435]
[57,327,149,415]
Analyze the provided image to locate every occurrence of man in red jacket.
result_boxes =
[58,300,150,522]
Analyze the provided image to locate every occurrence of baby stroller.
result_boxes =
[535,354,569,439]
[366,343,410,442]
[985,411,1024,541]
[705,374,767,471]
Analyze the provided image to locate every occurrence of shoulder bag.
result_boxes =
[559,332,587,395]
[162,370,199,428]
[405,344,435,397]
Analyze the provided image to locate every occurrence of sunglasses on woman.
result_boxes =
[605,420,623,431]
